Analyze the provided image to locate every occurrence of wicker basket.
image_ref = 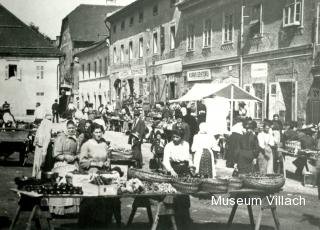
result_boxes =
[242,174,285,191]
[228,177,244,191]
[200,178,229,193]
[127,168,173,183]
[171,178,201,194]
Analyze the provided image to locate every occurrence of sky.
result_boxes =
[0,0,136,39]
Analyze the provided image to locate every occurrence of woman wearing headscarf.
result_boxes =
[32,114,53,179]
[192,123,216,178]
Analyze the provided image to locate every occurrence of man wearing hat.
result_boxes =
[128,110,146,145]
[173,109,190,143]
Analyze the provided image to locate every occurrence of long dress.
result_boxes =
[258,132,275,174]
[48,133,80,215]
[192,133,216,178]
[235,132,259,174]
[79,139,121,227]
[32,119,52,179]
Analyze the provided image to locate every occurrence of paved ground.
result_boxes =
[0,130,319,230]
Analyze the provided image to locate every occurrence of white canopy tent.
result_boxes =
[170,83,262,128]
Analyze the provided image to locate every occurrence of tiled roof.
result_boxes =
[0,3,61,57]
[61,4,122,44]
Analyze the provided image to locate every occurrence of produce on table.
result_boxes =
[118,178,145,194]
[143,182,177,194]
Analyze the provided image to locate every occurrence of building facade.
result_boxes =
[76,41,111,110]
[0,4,61,121]
[59,4,121,97]
[106,0,183,107]
[177,0,320,123]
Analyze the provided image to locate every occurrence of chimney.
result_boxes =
[106,0,117,5]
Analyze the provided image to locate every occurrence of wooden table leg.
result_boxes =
[126,206,137,226]
[151,201,162,230]
[255,207,263,230]
[9,206,21,230]
[147,204,153,225]
[271,207,280,230]
[247,205,255,228]
[26,205,37,230]
[170,215,178,230]
[227,203,238,228]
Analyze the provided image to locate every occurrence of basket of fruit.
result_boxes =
[242,174,285,191]
[171,177,201,194]
[200,177,229,193]
[128,168,173,183]
[228,177,244,191]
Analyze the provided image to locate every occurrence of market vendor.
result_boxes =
[49,120,80,215]
[79,123,121,227]
[2,103,16,128]
[293,127,317,177]
[163,128,193,227]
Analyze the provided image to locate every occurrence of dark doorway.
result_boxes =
[169,82,175,99]
[279,81,296,122]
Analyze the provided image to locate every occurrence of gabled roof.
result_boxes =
[60,4,122,46]
[0,3,61,58]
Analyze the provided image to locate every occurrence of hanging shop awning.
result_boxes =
[169,83,262,103]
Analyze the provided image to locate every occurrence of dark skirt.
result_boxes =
[199,149,213,178]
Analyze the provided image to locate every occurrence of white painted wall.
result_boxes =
[0,57,59,121]
[77,44,110,110]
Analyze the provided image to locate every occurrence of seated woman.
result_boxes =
[49,120,80,215]
[79,123,121,228]
[163,128,193,227]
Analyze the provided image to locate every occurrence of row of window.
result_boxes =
[4,65,44,80]
[81,57,108,79]
[113,0,177,34]
[186,0,303,51]
[113,25,176,63]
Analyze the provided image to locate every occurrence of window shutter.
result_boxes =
[5,65,8,80]
[18,67,22,81]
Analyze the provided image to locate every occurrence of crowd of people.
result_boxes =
[1,97,320,226]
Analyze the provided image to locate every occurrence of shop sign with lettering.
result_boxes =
[187,69,211,82]
[251,63,268,78]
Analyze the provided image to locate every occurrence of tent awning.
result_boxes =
[170,83,262,102]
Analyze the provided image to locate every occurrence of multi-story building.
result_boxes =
[0,4,61,121]
[106,0,182,106]
[177,0,320,123]
[59,4,121,97]
[75,41,111,110]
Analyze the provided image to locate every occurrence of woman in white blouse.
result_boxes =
[257,122,275,174]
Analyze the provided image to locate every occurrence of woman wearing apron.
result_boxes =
[79,123,121,227]
[192,123,216,178]
[163,128,193,226]
[49,120,80,215]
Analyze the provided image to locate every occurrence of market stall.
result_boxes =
[10,169,285,230]
[170,83,262,128]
